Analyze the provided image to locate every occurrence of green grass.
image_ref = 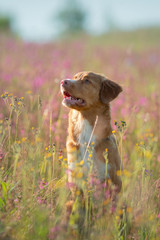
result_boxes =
[0,28,160,239]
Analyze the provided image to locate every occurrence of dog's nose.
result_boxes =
[61,80,69,86]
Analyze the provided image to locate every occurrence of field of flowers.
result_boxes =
[0,29,160,240]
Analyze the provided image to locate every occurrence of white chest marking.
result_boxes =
[78,120,106,180]
[79,119,95,162]
[68,115,107,182]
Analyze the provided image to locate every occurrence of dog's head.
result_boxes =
[60,71,122,110]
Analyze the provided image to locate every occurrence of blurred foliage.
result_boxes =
[0,15,12,32]
[56,0,86,35]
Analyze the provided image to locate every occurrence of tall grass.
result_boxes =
[0,29,160,239]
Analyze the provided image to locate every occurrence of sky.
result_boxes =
[0,0,160,42]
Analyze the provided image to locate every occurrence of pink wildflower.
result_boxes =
[39,182,44,189]
[37,197,43,204]
[139,97,147,106]
[121,108,128,117]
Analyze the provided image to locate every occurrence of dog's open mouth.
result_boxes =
[63,91,85,106]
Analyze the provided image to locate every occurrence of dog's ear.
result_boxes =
[99,79,122,104]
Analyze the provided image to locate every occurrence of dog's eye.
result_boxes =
[85,79,90,84]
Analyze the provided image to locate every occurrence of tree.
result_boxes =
[0,15,12,32]
[56,0,86,35]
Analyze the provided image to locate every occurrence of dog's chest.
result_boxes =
[77,119,96,161]
[78,119,93,144]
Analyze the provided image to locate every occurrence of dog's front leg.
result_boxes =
[66,141,86,233]
[65,141,79,220]
[66,140,80,198]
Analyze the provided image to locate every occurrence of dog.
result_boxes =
[61,71,122,196]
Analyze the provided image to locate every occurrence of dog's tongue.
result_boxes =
[64,91,71,98]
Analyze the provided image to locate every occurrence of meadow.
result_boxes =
[0,28,160,239]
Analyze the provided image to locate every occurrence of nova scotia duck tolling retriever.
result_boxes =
[60,71,123,197]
